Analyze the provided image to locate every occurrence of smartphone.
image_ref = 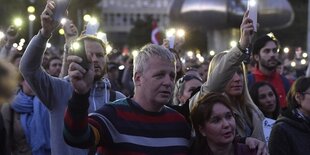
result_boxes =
[247,0,257,32]
[167,35,175,49]
[53,0,71,22]
[69,40,90,71]
[85,21,100,35]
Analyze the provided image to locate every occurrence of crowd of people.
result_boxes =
[0,1,310,155]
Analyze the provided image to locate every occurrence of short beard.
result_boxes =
[261,63,277,71]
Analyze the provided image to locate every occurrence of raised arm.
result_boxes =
[63,52,99,147]
[19,1,70,110]
[189,11,255,109]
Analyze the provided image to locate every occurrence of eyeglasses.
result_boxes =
[178,74,203,84]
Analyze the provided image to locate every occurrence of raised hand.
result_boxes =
[40,1,59,38]
[67,55,94,94]
[239,10,255,50]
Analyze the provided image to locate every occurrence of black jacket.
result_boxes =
[269,109,310,155]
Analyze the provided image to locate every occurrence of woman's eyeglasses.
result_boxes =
[178,74,203,83]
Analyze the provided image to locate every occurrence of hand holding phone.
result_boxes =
[69,40,90,71]
[247,0,258,32]
[53,0,70,22]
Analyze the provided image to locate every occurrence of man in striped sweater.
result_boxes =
[64,44,191,154]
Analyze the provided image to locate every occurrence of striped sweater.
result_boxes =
[64,92,191,155]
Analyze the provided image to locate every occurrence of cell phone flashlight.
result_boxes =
[247,0,257,32]
[85,18,100,35]
[69,40,90,71]
[53,0,71,22]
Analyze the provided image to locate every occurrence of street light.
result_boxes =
[27,6,35,13]
[209,50,215,56]
[13,18,23,27]
[28,14,36,21]
[0,31,5,40]
[283,47,289,54]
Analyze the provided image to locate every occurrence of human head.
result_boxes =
[250,82,280,119]
[208,52,246,97]
[286,76,310,116]
[0,59,18,104]
[46,56,62,77]
[252,34,280,71]
[191,92,236,152]
[70,35,107,80]
[63,19,78,38]
[133,44,176,111]
[198,61,209,82]
[173,74,202,105]
[107,62,120,79]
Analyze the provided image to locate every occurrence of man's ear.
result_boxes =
[133,72,142,86]
[254,54,259,62]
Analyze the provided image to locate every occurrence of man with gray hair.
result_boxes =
[63,44,191,154]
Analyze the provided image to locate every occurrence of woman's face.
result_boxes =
[257,85,277,116]
[179,78,202,104]
[199,103,236,146]
[225,72,244,96]
[299,88,310,117]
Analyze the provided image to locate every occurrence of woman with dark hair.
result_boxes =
[249,82,280,120]
[269,76,310,155]
[190,92,257,155]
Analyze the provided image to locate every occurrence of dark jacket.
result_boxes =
[269,109,310,155]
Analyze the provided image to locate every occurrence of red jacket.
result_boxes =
[249,68,292,108]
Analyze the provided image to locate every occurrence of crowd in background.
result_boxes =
[0,1,310,155]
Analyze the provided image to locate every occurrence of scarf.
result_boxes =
[11,90,51,155]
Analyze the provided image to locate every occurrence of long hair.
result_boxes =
[206,51,264,138]
[249,81,280,119]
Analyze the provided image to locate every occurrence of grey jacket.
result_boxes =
[19,31,126,155]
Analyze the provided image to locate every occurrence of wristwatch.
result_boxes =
[237,42,251,64]
[237,42,250,55]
